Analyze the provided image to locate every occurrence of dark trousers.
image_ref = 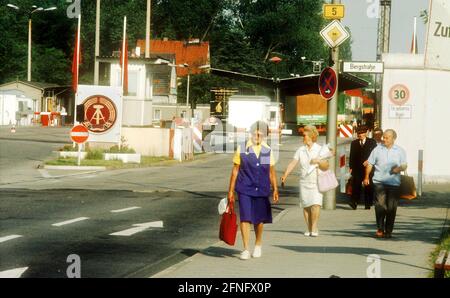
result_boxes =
[351,174,373,207]
[373,183,400,234]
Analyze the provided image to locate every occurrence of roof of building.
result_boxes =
[0,80,62,91]
[210,68,369,96]
[136,39,210,76]
[97,52,175,64]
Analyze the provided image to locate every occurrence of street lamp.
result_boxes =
[6,3,57,82]
[301,57,324,74]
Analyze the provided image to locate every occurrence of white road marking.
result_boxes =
[0,267,28,278]
[52,217,89,227]
[0,235,22,243]
[110,221,163,236]
[110,206,141,213]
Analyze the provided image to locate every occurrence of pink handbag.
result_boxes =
[317,169,339,193]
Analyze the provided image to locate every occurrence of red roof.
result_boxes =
[136,39,210,77]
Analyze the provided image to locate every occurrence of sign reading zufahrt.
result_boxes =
[425,0,450,70]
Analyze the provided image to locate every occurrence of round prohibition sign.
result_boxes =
[389,84,410,106]
[70,124,89,144]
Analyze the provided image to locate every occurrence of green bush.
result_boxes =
[107,145,136,154]
[59,144,78,152]
[86,149,104,160]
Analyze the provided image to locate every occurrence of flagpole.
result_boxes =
[77,14,81,92]
[413,16,417,54]
[120,16,127,150]
[75,14,81,125]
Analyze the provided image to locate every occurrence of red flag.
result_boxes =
[119,39,128,95]
[71,23,81,93]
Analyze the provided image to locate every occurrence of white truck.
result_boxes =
[227,95,281,133]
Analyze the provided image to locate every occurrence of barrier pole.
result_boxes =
[340,151,346,193]
[418,149,423,197]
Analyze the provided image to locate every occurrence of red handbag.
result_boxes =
[219,204,238,246]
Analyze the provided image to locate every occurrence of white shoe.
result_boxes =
[311,232,319,237]
[304,231,311,236]
[240,250,251,260]
[252,246,262,258]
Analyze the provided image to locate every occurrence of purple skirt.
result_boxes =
[237,193,272,224]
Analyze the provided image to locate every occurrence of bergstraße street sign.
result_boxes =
[320,20,350,48]
[342,61,384,74]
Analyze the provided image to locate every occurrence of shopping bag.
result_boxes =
[346,177,353,196]
[219,205,238,246]
[317,169,339,193]
[400,174,417,200]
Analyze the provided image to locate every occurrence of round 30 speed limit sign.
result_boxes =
[389,84,410,106]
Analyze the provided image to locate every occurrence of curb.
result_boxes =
[43,165,107,171]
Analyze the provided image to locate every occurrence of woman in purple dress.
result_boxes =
[227,121,279,260]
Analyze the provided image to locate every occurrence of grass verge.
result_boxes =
[429,221,450,278]
[45,156,175,169]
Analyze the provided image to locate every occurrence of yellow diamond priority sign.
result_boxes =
[320,20,350,48]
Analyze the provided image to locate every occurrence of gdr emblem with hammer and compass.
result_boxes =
[82,95,117,133]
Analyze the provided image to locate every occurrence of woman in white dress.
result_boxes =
[281,125,330,237]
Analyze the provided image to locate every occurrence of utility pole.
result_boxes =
[28,17,32,81]
[323,0,341,210]
[375,0,392,128]
[145,0,151,58]
[94,0,100,85]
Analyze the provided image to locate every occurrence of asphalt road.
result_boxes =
[1,128,312,277]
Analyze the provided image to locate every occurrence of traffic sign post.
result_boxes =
[321,0,344,211]
[70,125,89,166]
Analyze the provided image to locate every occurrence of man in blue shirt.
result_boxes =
[364,129,407,239]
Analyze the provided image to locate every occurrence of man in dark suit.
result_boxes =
[349,125,377,210]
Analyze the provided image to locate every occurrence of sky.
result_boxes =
[340,0,429,61]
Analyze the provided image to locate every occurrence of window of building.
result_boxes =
[116,69,138,96]
[154,109,161,120]
[270,111,276,121]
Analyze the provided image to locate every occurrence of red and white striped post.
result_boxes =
[418,150,423,197]
[339,151,346,193]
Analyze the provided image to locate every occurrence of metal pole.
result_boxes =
[28,18,32,81]
[145,0,151,58]
[418,149,423,197]
[77,143,81,166]
[94,0,100,85]
[323,0,340,210]
[186,72,190,109]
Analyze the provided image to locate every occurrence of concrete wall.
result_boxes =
[382,53,450,183]
[122,127,170,157]
[152,104,210,124]
[122,98,153,126]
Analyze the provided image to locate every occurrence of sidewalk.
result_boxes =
[153,185,449,278]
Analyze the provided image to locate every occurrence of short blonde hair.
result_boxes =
[303,125,319,142]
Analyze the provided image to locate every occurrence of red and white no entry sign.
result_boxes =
[70,124,89,144]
